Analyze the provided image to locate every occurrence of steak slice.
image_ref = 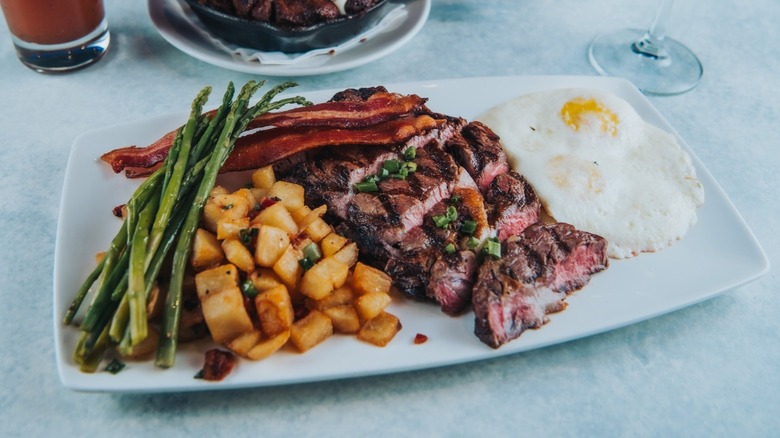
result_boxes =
[446,121,509,192]
[484,170,541,240]
[472,223,608,348]
[427,250,479,315]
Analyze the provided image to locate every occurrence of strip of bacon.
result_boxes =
[100,93,427,175]
[221,115,440,173]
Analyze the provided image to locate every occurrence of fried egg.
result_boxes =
[478,88,704,259]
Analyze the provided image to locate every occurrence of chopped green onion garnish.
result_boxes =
[241,280,258,298]
[389,172,407,180]
[302,242,322,264]
[446,205,458,221]
[194,369,205,379]
[444,243,456,254]
[433,214,450,228]
[355,181,379,193]
[460,220,477,235]
[484,239,502,258]
[401,161,417,173]
[365,174,381,183]
[467,236,480,249]
[299,257,315,271]
[383,159,401,173]
[449,194,461,203]
[379,167,390,178]
[404,146,417,160]
[238,227,258,247]
[105,359,126,375]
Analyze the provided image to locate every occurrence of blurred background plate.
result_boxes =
[148,0,431,76]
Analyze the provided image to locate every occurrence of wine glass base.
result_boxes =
[588,28,703,96]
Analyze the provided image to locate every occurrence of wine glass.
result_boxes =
[588,0,703,95]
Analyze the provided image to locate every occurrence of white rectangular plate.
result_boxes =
[54,76,769,393]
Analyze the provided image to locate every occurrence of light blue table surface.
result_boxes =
[1,0,777,436]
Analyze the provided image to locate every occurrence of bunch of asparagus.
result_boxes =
[63,80,310,371]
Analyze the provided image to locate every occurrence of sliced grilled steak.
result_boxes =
[484,170,541,240]
[427,250,479,315]
[446,121,509,192]
[472,223,608,348]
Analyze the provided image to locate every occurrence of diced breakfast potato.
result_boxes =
[253,202,298,236]
[354,291,392,321]
[301,217,332,243]
[357,311,402,347]
[210,186,229,196]
[195,264,239,299]
[268,181,305,211]
[291,205,312,225]
[250,188,268,203]
[251,165,276,190]
[307,285,354,311]
[254,225,290,267]
[331,242,359,267]
[273,245,304,289]
[222,238,255,273]
[320,232,348,258]
[322,305,361,334]
[254,284,294,337]
[191,228,224,270]
[227,329,263,358]
[246,330,290,361]
[249,268,285,292]
[352,262,392,295]
[234,187,258,210]
[199,285,254,344]
[299,257,349,300]
[289,310,333,353]
[298,205,327,229]
[216,217,249,240]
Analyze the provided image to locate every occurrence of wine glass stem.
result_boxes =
[633,0,673,59]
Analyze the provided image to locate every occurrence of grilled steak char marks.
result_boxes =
[278,87,608,347]
[472,223,608,348]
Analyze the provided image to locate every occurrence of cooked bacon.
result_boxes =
[222,115,440,173]
[100,92,428,175]
[246,92,428,130]
[200,348,236,381]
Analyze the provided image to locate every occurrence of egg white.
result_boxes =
[478,88,704,259]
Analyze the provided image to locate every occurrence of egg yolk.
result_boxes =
[560,98,619,137]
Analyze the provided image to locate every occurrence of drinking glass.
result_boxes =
[0,0,110,73]
[588,0,702,95]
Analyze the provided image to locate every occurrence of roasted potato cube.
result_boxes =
[234,187,258,210]
[331,242,359,267]
[249,268,285,292]
[222,238,255,273]
[254,284,294,337]
[357,311,402,347]
[195,264,239,299]
[354,291,392,321]
[227,329,263,358]
[190,228,224,270]
[272,245,303,290]
[289,310,333,353]
[119,326,160,361]
[200,285,254,344]
[320,232,348,258]
[254,225,290,268]
[268,181,305,211]
[290,205,312,226]
[216,217,249,240]
[251,165,276,190]
[204,192,252,231]
[301,217,332,243]
[307,285,354,311]
[210,186,229,196]
[246,330,290,361]
[253,202,298,236]
[298,205,327,229]
[322,305,361,334]
[299,257,349,300]
[250,188,268,204]
[352,262,392,295]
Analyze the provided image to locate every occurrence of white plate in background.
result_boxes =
[148,0,431,76]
